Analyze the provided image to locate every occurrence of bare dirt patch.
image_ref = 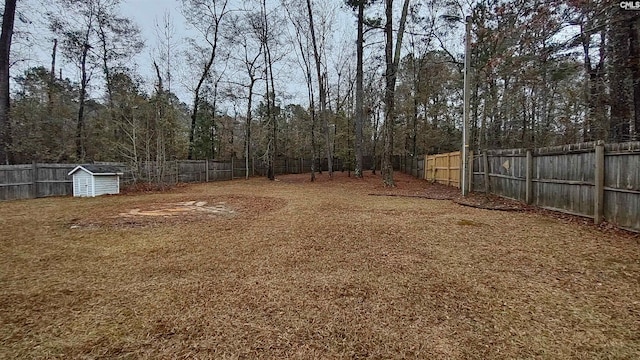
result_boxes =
[1,171,639,359]
[70,194,286,228]
[119,200,235,217]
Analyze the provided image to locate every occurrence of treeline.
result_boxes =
[0,0,638,184]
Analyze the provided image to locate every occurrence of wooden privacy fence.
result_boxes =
[0,163,77,201]
[395,155,425,178]
[425,151,461,187]
[470,141,640,232]
[254,157,315,176]
[0,157,315,201]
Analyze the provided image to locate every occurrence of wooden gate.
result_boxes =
[425,151,461,188]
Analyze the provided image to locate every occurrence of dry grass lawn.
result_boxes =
[1,171,639,359]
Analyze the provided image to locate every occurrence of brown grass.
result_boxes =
[1,171,639,359]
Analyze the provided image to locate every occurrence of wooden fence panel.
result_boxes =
[0,154,433,201]
[136,161,178,185]
[0,164,33,200]
[486,150,527,201]
[603,143,640,231]
[416,158,424,179]
[466,142,640,232]
[233,158,249,179]
[207,161,232,182]
[471,154,486,191]
[395,156,423,178]
[533,152,595,217]
[178,161,206,183]
[426,151,461,187]
[36,164,75,197]
[0,163,78,200]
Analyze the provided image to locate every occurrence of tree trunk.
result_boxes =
[268,58,276,179]
[630,16,640,139]
[288,8,316,181]
[210,81,220,159]
[306,0,332,178]
[98,21,119,141]
[582,25,608,141]
[369,102,376,174]
[153,61,167,186]
[49,39,57,109]
[310,79,317,182]
[187,2,226,160]
[188,93,200,159]
[0,0,16,164]
[76,43,90,160]
[381,0,410,187]
[261,0,276,180]
[189,61,215,160]
[354,1,364,177]
[411,56,419,157]
[381,0,394,186]
[610,8,632,142]
[246,78,255,179]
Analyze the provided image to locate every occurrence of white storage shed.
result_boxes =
[68,165,124,197]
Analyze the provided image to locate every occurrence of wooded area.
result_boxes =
[1,1,639,186]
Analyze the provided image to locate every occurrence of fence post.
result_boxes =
[412,156,416,178]
[205,159,209,182]
[526,150,533,204]
[483,152,490,193]
[431,156,436,181]
[32,161,38,198]
[231,157,234,180]
[447,153,451,186]
[594,141,605,224]
[426,155,431,180]
[423,155,426,179]
[468,150,474,193]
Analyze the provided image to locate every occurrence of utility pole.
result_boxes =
[462,15,471,196]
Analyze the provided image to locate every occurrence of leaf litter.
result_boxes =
[0,171,639,359]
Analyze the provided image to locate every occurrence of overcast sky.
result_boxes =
[11,0,460,111]
[120,0,195,102]
[126,0,353,107]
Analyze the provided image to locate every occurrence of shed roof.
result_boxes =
[68,165,124,176]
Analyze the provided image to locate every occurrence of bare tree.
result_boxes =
[151,10,179,169]
[0,0,17,164]
[49,0,95,160]
[306,0,333,178]
[96,1,143,138]
[251,0,281,180]
[48,0,142,161]
[227,11,264,179]
[154,11,178,95]
[284,0,319,181]
[354,1,365,178]
[345,0,369,177]
[181,0,230,160]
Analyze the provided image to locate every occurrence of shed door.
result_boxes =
[84,177,89,196]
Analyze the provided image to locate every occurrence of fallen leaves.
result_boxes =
[1,171,639,359]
